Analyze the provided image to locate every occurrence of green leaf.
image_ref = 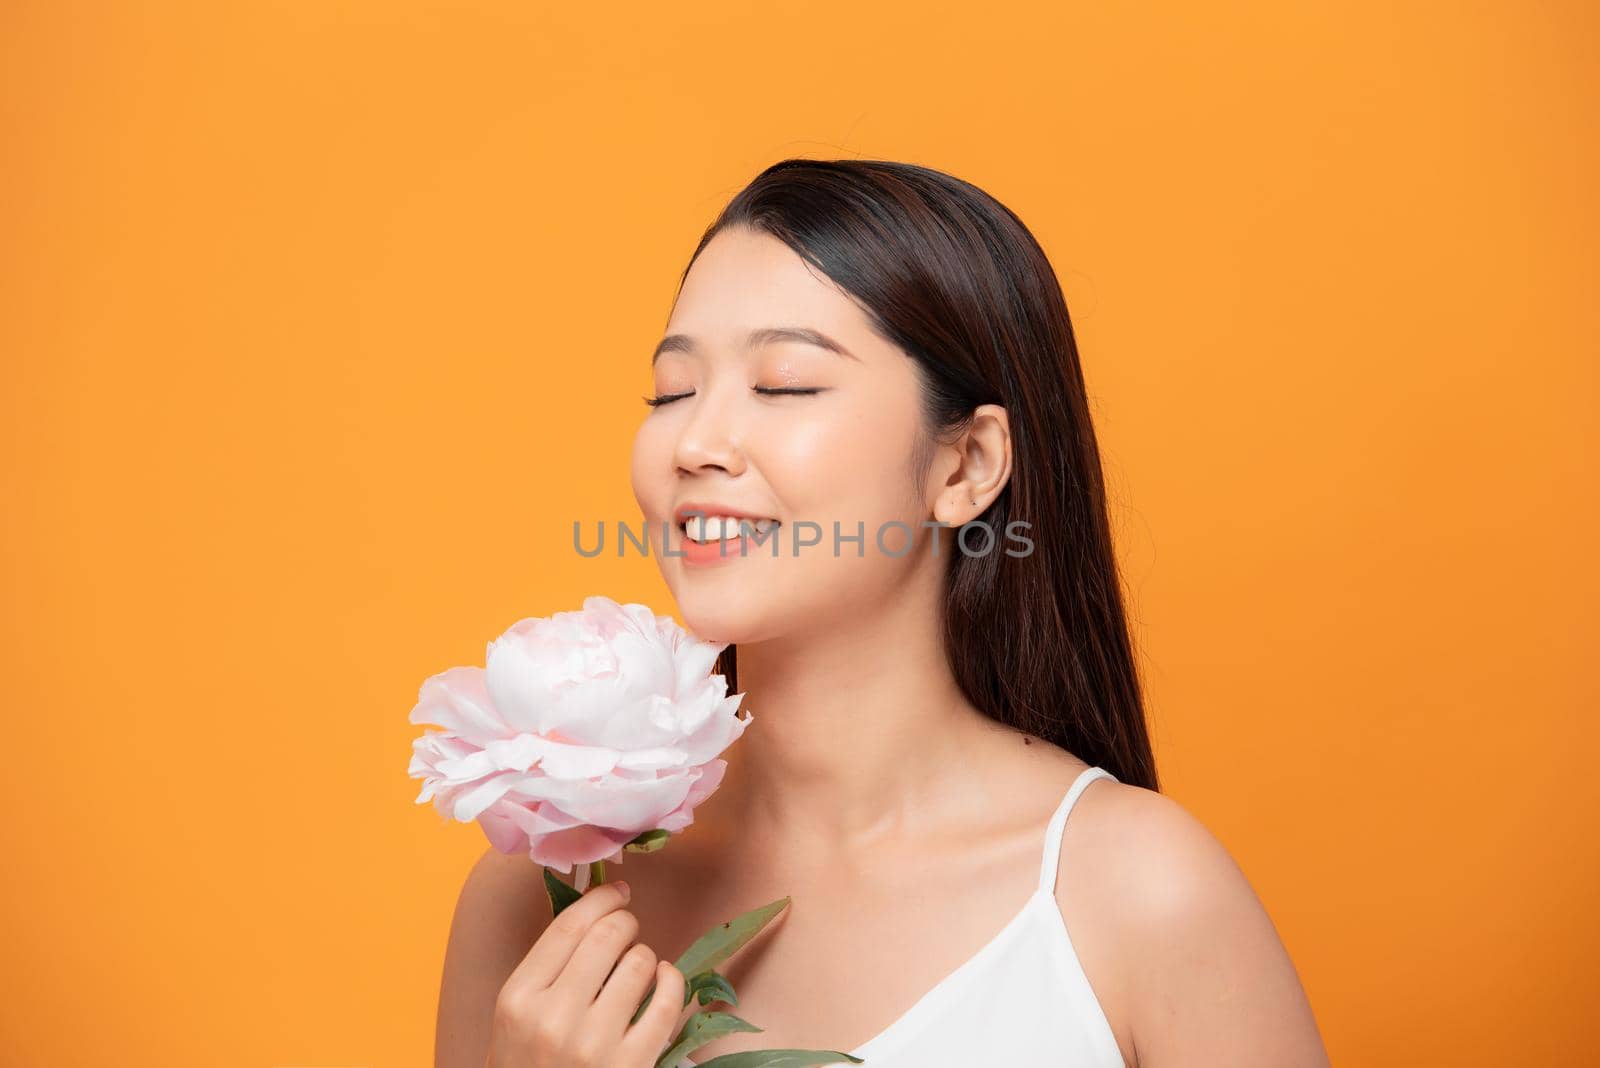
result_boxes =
[541,866,583,920]
[626,828,673,854]
[675,897,791,978]
[686,970,739,1008]
[633,965,741,1029]
[634,897,785,1033]
[655,1010,763,1068]
[691,1052,865,1067]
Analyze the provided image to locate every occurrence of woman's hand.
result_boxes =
[486,879,688,1068]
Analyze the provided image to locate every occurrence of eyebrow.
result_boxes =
[651,326,860,366]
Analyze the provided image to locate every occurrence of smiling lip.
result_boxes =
[672,501,781,525]
[671,502,781,568]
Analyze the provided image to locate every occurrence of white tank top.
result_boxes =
[679,765,1125,1067]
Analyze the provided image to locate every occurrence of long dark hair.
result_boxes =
[684,158,1158,792]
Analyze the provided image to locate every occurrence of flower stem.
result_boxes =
[589,859,606,886]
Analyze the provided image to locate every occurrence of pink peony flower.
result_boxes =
[407,596,749,884]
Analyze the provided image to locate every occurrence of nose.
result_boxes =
[671,382,748,478]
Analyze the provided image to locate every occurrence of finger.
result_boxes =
[505,880,632,992]
[551,905,641,1002]
[616,960,688,1066]
[589,941,663,1045]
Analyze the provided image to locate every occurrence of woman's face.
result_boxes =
[630,225,940,644]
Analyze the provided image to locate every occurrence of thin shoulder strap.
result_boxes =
[1038,766,1118,894]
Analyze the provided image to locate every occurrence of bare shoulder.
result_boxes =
[432,846,551,1068]
[1059,777,1331,1068]
[1069,778,1256,922]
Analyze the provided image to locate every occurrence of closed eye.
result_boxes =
[643,386,826,408]
[642,391,693,407]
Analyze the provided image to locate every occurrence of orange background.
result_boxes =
[3,3,1595,1065]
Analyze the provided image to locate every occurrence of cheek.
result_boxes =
[761,393,923,523]
[761,415,842,473]
[629,422,670,518]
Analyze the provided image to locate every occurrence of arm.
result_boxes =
[1064,785,1331,1067]
[434,846,552,1068]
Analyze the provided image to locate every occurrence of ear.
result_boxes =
[930,404,1013,526]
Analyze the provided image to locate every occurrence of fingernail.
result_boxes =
[615,880,631,898]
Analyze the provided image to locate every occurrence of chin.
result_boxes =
[674,567,863,650]
[671,561,820,644]
[669,583,774,645]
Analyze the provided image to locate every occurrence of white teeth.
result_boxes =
[683,515,780,543]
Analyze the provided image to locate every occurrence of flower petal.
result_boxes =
[452,773,520,822]
[526,736,622,779]
[615,746,691,772]
[657,760,729,832]
[409,666,504,737]
[673,639,724,699]
[477,806,532,854]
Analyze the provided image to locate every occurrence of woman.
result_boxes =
[434,159,1331,1067]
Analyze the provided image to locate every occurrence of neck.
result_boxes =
[696,573,995,861]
